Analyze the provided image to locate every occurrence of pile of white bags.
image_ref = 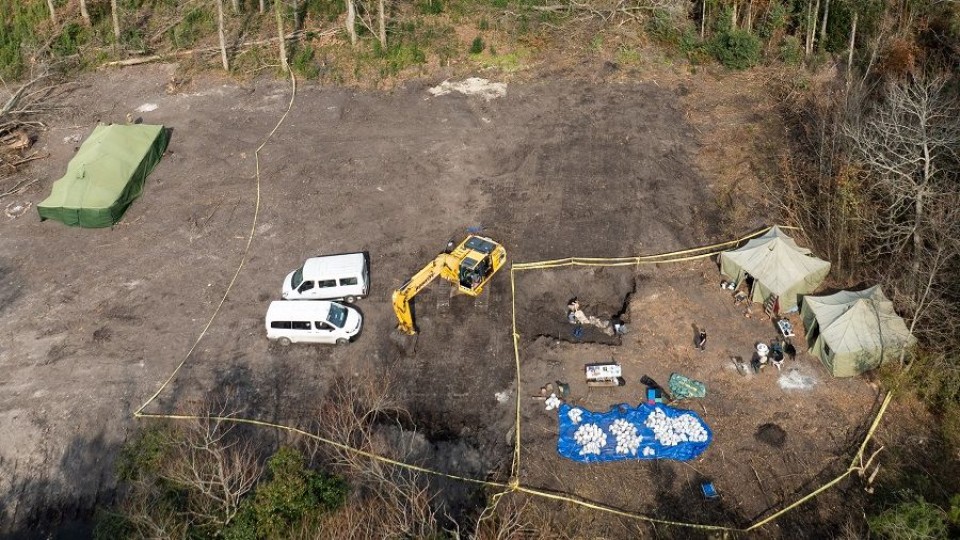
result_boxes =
[609,418,642,455]
[644,409,709,447]
[573,423,607,455]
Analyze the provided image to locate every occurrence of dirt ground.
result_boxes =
[514,261,881,536]
[0,61,878,537]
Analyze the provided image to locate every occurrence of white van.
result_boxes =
[265,300,362,346]
[282,253,369,302]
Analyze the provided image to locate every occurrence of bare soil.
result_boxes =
[514,261,880,536]
[0,61,878,537]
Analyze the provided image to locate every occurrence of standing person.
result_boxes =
[694,328,707,351]
[752,343,769,373]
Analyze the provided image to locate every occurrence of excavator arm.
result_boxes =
[392,253,459,335]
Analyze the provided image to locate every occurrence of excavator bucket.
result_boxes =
[389,328,418,355]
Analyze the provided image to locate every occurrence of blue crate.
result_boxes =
[701,482,718,499]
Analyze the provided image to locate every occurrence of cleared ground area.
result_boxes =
[0,64,876,537]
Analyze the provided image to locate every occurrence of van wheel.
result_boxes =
[344,295,356,304]
[336,338,348,345]
[278,337,292,347]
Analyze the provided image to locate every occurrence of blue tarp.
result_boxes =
[557,402,713,463]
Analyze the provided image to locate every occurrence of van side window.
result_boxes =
[271,321,292,329]
[297,281,315,293]
[291,321,311,330]
[315,321,332,330]
[317,280,336,288]
[340,277,358,286]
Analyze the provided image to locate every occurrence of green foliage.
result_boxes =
[52,23,90,57]
[116,423,170,481]
[417,0,445,15]
[757,0,791,40]
[711,5,735,34]
[900,350,960,409]
[709,29,762,70]
[476,48,528,71]
[646,8,704,61]
[92,509,135,540]
[0,0,50,79]
[868,497,949,539]
[470,36,485,54]
[168,8,215,50]
[490,0,508,7]
[237,447,347,539]
[779,35,803,65]
[478,18,489,31]
[121,27,146,50]
[303,0,345,23]
[292,45,321,79]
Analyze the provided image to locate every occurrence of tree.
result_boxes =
[79,0,91,26]
[111,0,121,44]
[846,74,960,362]
[217,0,230,71]
[345,0,358,46]
[161,408,264,530]
[275,0,289,71]
[846,75,959,278]
[45,0,57,25]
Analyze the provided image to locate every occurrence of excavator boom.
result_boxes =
[393,235,506,335]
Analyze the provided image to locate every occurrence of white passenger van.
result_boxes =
[282,253,369,302]
[265,301,362,346]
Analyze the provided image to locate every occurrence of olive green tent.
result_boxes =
[719,226,831,313]
[801,286,915,377]
[37,123,169,227]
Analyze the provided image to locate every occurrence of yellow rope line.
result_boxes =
[514,485,735,531]
[510,267,522,482]
[134,72,298,417]
[512,225,775,271]
[137,412,508,488]
[127,85,884,535]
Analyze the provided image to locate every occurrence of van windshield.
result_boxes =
[291,267,304,289]
[326,304,348,328]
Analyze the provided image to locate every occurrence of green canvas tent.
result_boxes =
[719,226,831,312]
[802,286,915,377]
[38,123,169,227]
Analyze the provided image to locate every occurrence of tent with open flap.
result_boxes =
[719,226,831,313]
[801,286,915,377]
[37,123,169,227]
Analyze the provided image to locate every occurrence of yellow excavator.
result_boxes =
[392,235,507,335]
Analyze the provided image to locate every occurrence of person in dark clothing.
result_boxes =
[694,328,708,351]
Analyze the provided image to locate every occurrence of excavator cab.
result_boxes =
[456,236,500,292]
[459,256,491,290]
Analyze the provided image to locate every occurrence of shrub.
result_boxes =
[868,497,949,539]
[470,36,485,54]
[779,35,803,65]
[757,0,791,40]
[417,0,444,15]
[710,29,762,70]
[292,45,321,79]
[238,447,347,539]
[646,8,703,59]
